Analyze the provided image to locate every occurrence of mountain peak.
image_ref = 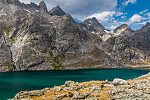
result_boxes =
[49,5,66,16]
[0,0,12,5]
[84,17,99,25]
[82,17,105,31]
[113,24,133,36]
[141,22,150,29]
[116,24,129,29]
[39,1,48,13]
[0,0,22,6]
[91,17,99,22]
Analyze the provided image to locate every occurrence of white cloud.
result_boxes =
[139,9,148,15]
[86,11,129,30]
[141,12,150,24]
[129,14,142,24]
[147,13,150,17]
[86,11,116,22]
[124,0,137,6]
[20,0,117,18]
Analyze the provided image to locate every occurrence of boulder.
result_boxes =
[56,94,68,100]
[65,81,76,87]
[112,78,128,85]
[53,86,62,91]
[72,92,91,99]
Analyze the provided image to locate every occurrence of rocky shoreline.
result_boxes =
[13,72,150,100]
[1,65,148,73]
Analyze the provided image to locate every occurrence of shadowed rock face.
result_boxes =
[0,32,14,72]
[82,17,105,32]
[130,23,150,55]
[101,23,150,65]
[81,17,106,35]
[39,1,48,13]
[81,17,111,41]
[49,6,66,16]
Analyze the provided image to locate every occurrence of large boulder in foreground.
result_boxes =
[112,78,129,85]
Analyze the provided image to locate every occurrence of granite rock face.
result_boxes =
[101,23,150,66]
[0,0,119,72]
[0,32,14,72]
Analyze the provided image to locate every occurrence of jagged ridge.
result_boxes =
[0,0,119,72]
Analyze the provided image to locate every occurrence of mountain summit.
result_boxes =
[0,0,118,72]
[81,17,111,41]
[39,1,48,13]
[49,6,66,16]
[113,24,133,36]
[0,0,22,6]
[82,17,105,31]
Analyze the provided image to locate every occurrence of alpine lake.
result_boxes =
[0,68,149,100]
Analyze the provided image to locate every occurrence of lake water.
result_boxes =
[0,68,149,100]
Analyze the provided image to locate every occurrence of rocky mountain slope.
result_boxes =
[0,0,150,72]
[81,17,111,41]
[101,23,150,66]
[0,0,118,72]
[13,72,150,100]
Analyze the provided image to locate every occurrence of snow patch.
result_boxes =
[114,28,126,36]
[36,10,39,12]
[25,9,30,13]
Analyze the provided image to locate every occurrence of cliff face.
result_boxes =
[101,23,150,66]
[0,0,118,72]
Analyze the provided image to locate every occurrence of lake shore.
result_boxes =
[13,72,150,100]
[1,64,150,73]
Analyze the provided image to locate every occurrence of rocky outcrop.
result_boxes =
[81,17,105,31]
[13,73,150,100]
[111,73,150,99]
[113,24,134,36]
[14,80,112,100]
[39,1,48,13]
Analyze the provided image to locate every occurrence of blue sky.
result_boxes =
[20,0,150,30]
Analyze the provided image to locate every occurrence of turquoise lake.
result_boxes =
[0,68,149,100]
